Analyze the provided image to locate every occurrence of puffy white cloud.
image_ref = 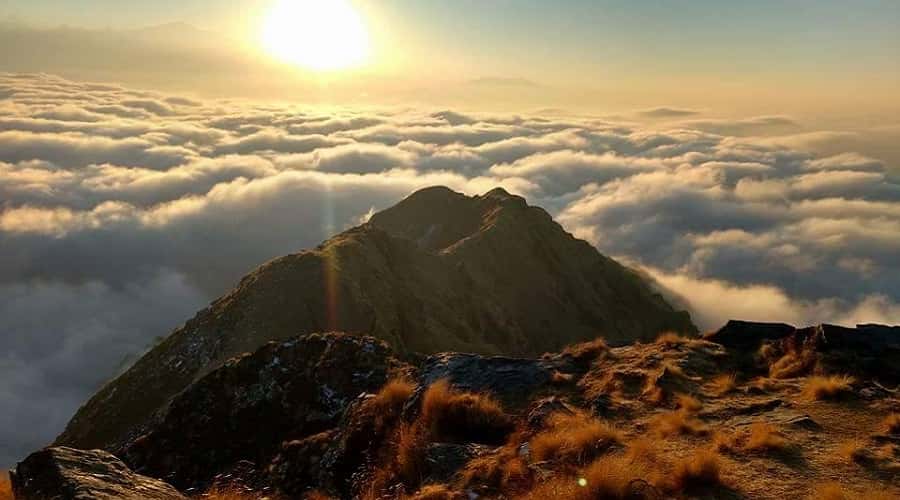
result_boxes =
[0,73,898,467]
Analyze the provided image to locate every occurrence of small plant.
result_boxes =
[744,423,789,453]
[562,337,610,367]
[419,379,513,444]
[529,411,623,464]
[515,454,657,500]
[404,484,466,500]
[650,410,709,437]
[810,482,898,500]
[748,376,779,392]
[202,486,268,500]
[768,349,818,379]
[461,435,531,494]
[655,332,689,348]
[801,375,855,401]
[675,393,702,412]
[707,374,737,396]
[881,413,900,435]
[714,423,791,455]
[670,449,723,492]
[838,440,869,464]
[0,473,12,500]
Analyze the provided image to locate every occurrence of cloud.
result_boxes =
[0,272,206,467]
[0,73,898,467]
[647,266,900,331]
[674,115,799,136]
[637,107,701,118]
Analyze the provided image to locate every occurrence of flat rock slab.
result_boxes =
[11,446,185,500]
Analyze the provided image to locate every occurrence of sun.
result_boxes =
[260,0,370,71]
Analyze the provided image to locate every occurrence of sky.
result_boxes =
[1,1,898,119]
[0,0,899,468]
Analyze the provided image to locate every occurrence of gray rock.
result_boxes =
[414,353,555,409]
[423,443,493,483]
[11,447,185,500]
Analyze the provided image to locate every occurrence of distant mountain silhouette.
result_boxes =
[55,186,695,451]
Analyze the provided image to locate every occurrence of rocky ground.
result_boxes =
[9,321,899,499]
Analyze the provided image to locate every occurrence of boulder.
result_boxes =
[120,333,407,491]
[11,447,185,500]
[704,320,796,348]
[414,353,556,409]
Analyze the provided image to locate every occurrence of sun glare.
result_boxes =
[261,0,370,71]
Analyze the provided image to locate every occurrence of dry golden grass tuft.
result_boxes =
[881,413,900,435]
[655,331,691,348]
[404,484,465,500]
[530,411,623,465]
[767,347,819,379]
[650,410,709,438]
[810,482,898,500]
[373,379,415,409]
[707,373,738,396]
[202,486,268,500]
[561,337,610,366]
[714,423,791,456]
[675,393,702,412]
[303,491,335,500]
[550,370,575,384]
[801,375,856,401]
[748,376,779,392]
[670,449,724,492]
[395,422,428,486]
[515,453,658,500]
[0,472,12,500]
[461,434,531,494]
[744,423,790,453]
[838,440,868,464]
[578,455,655,498]
[419,380,513,444]
[367,380,516,495]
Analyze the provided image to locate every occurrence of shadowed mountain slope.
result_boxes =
[55,186,695,451]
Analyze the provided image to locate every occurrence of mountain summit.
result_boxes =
[55,186,695,451]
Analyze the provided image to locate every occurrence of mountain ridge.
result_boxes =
[55,186,695,452]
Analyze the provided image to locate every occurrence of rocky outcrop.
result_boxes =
[707,320,900,383]
[18,319,900,500]
[11,447,185,500]
[414,353,563,409]
[119,333,408,491]
[57,186,695,452]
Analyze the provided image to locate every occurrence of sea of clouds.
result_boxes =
[1,73,899,465]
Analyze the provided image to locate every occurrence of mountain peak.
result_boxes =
[56,186,695,451]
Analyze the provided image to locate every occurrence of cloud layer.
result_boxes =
[1,73,899,466]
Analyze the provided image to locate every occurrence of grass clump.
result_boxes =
[202,486,270,500]
[0,473,12,500]
[744,422,790,453]
[368,380,514,495]
[404,484,466,500]
[810,482,898,500]
[714,423,791,456]
[529,411,623,465]
[881,413,900,435]
[515,454,658,500]
[706,374,737,396]
[650,410,709,438]
[801,375,855,401]
[670,449,724,492]
[675,393,702,412]
[655,332,691,348]
[561,337,610,368]
[419,380,514,444]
